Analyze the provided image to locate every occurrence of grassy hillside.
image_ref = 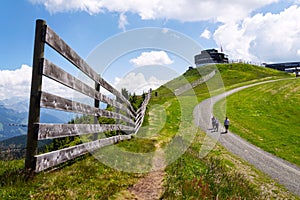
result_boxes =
[214,78,300,166]
[165,63,290,91]
[216,63,291,87]
[153,64,297,199]
[1,63,298,199]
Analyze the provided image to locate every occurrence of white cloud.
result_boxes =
[200,29,211,39]
[29,0,104,14]
[0,65,75,101]
[114,72,167,94]
[29,0,279,23]
[42,77,75,99]
[130,51,174,67]
[0,65,32,100]
[118,12,129,31]
[30,0,300,62]
[214,22,256,61]
[214,5,300,62]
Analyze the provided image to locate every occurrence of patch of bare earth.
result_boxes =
[112,142,166,200]
[128,142,166,200]
[113,104,169,200]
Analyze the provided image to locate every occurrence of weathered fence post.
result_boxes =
[25,19,46,171]
[94,82,100,140]
[116,96,121,135]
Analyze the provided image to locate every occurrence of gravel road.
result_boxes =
[194,79,300,196]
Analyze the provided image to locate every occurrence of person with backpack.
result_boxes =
[224,117,230,133]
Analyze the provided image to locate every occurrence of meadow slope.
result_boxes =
[1,63,298,199]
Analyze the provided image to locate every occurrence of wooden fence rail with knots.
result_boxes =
[25,19,151,173]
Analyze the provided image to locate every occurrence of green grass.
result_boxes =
[0,148,147,199]
[0,135,159,199]
[214,78,300,166]
[162,133,261,199]
[1,63,298,199]
[116,137,156,153]
[216,63,291,87]
[149,87,261,199]
[153,64,297,199]
[146,64,297,199]
[168,63,290,90]
[175,63,291,99]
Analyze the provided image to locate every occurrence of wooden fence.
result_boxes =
[25,19,151,173]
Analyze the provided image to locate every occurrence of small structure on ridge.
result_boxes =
[194,48,228,67]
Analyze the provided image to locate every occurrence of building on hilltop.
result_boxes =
[265,62,300,77]
[194,49,229,67]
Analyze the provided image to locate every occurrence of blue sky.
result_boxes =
[0,0,300,101]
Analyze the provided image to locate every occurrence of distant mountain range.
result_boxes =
[0,102,28,141]
[0,97,29,113]
[0,98,74,142]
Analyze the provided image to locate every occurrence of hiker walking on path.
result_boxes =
[224,117,230,133]
[211,116,216,129]
[214,118,219,132]
[211,116,219,132]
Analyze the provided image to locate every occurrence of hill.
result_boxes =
[172,63,290,88]
[0,63,298,200]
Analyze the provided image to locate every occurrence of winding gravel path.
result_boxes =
[194,79,300,196]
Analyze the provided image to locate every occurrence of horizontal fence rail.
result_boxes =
[40,92,135,126]
[37,124,135,140]
[25,19,151,172]
[35,135,132,173]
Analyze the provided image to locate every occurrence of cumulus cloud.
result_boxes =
[214,5,300,62]
[42,77,75,99]
[214,22,256,61]
[200,29,211,39]
[130,51,174,67]
[0,65,75,101]
[114,72,167,94]
[0,65,32,100]
[29,0,278,23]
[29,0,300,62]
